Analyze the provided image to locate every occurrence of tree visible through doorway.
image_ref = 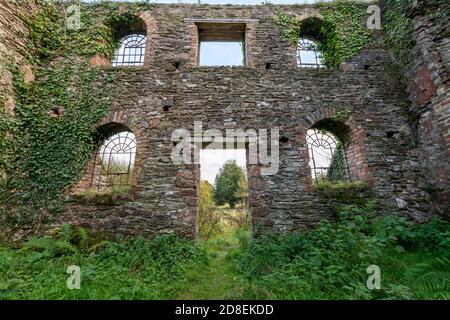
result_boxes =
[198,159,250,240]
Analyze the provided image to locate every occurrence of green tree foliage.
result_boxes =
[327,141,348,183]
[198,180,222,239]
[235,175,249,205]
[213,160,247,209]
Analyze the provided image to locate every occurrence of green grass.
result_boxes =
[0,205,448,300]
[313,179,370,192]
[178,207,250,300]
[225,206,450,300]
[178,235,240,300]
[0,233,208,300]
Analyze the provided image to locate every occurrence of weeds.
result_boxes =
[0,231,208,299]
[0,203,448,300]
[227,204,449,300]
[70,186,132,206]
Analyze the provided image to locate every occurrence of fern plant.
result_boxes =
[407,257,450,292]
[23,224,90,260]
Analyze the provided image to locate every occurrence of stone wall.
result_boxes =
[2,2,448,239]
[380,0,450,218]
[51,3,433,238]
[406,1,449,218]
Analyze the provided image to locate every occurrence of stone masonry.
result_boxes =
[1,2,448,239]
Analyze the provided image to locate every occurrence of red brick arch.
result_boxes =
[69,111,147,195]
[288,11,325,68]
[90,13,155,68]
[297,107,372,191]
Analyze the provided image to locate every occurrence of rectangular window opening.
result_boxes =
[197,22,246,67]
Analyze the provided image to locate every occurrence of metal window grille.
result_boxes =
[296,37,324,69]
[90,131,136,190]
[306,129,350,182]
[112,34,147,67]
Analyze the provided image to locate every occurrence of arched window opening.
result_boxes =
[109,14,147,67]
[90,131,137,191]
[296,17,325,69]
[112,34,147,67]
[307,129,349,183]
[297,37,324,69]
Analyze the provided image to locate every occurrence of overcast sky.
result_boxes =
[200,149,247,184]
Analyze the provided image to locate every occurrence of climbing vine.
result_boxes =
[331,106,352,123]
[382,0,449,72]
[0,65,18,193]
[382,0,415,69]
[25,0,155,63]
[0,0,154,226]
[274,1,374,68]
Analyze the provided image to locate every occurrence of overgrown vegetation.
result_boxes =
[70,186,132,206]
[1,0,155,226]
[0,226,208,299]
[198,159,250,239]
[227,203,450,300]
[382,0,415,69]
[198,180,222,239]
[381,0,449,87]
[274,1,374,68]
[314,179,369,193]
[1,60,114,226]
[0,203,448,300]
[26,0,155,63]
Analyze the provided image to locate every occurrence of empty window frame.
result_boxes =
[306,129,349,182]
[197,22,246,66]
[112,34,147,67]
[296,37,324,69]
[90,131,137,190]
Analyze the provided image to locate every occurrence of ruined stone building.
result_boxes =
[0,0,448,239]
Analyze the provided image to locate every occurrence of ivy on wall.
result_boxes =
[26,0,155,63]
[5,63,114,224]
[273,1,374,68]
[382,0,449,74]
[381,0,415,70]
[0,0,154,226]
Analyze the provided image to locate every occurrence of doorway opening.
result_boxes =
[198,148,251,241]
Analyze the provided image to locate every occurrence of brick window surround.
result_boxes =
[185,18,259,68]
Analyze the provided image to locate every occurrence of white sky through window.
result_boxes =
[200,149,247,184]
[200,42,244,66]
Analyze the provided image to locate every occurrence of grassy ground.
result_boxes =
[178,207,247,299]
[178,236,239,300]
[0,233,209,300]
[0,206,449,300]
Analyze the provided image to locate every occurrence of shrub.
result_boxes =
[198,180,222,239]
[229,204,450,300]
